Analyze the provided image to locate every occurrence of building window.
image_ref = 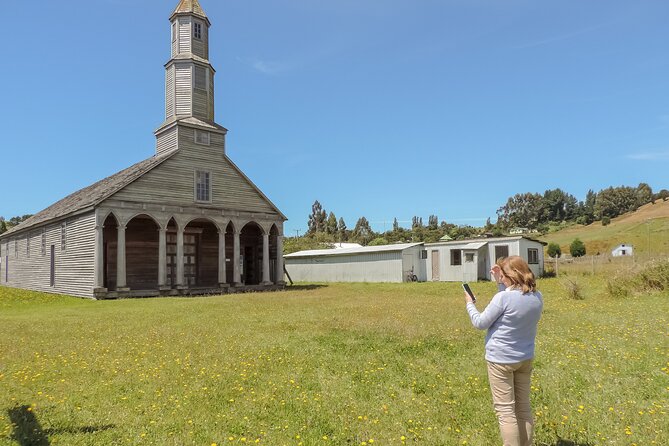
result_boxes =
[420,250,427,259]
[195,170,211,202]
[193,21,202,40]
[195,130,210,145]
[494,245,509,262]
[450,249,461,266]
[41,228,46,256]
[528,248,539,264]
[194,66,207,91]
[61,223,67,251]
[465,253,474,263]
[26,235,30,258]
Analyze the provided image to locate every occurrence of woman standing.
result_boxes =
[464,255,543,446]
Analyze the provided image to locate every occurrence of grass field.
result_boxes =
[1,279,667,446]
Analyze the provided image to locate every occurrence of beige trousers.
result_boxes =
[487,359,534,446]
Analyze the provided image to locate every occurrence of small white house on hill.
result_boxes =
[284,243,426,283]
[424,236,546,282]
[611,244,633,257]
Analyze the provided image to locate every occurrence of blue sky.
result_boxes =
[1,0,668,235]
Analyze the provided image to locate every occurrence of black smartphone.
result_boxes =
[462,283,476,303]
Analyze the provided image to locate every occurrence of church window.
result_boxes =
[194,66,207,91]
[193,22,202,40]
[195,130,210,145]
[195,170,211,202]
[61,222,67,251]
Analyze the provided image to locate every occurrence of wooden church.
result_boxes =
[0,0,286,298]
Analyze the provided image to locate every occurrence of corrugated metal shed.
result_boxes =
[285,243,426,283]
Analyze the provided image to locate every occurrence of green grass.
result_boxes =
[1,281,668,445]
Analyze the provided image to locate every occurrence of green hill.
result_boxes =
[539,199,669,257]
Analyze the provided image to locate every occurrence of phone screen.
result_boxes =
[462,283,476,303]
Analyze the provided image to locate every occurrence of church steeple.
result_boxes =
[155,0,226,155]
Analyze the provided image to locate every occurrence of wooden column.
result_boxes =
[233,229,241,286]
[176,227,185,288]
[218,229,227,287]
[94,224,105,289]
[275,235,285,284]
[261,233,271,285]
[116,225,128,291]
[158,227,167,288]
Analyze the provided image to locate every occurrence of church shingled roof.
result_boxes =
[1,151,177,237]
[172,0,208,20]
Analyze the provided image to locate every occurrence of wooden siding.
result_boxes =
[209,69,215,120]
[108,126,277,214]
[165,65,175,118]
[192,23,206,59]
[156,126,178,155]
[178,17,192,54]
[193,86,208,121]
[0,212,96,298]
[175,64,192,116]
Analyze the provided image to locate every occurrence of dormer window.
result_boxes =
[193,22,202,40]
[195,130,210,145]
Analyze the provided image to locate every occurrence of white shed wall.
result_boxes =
[286,252,404,283]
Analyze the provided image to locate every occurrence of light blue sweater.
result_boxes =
[466,285,543,364]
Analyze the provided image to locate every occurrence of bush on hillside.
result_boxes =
[570,238,586,257]
[547,242,561,258]
[601,216,611,226]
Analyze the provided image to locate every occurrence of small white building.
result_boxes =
[611,244,633,257]
[424,236,546,282]
[284,243,426,283]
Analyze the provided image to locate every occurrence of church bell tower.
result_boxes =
[155,0,227,155]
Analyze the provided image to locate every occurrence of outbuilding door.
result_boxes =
[431,250,440,281]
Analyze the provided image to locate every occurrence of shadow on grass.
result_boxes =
[8,405,114,445]
[538,440,593,446]
[285,284,328,291]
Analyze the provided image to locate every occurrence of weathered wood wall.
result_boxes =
[110,126,279,215]
[0,212,96,298]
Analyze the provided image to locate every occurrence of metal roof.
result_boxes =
[284,242,424,258]
[462,241,488,250]
[425,235,547,247]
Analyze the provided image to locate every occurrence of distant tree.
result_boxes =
[392,217,399,232]
[325,212,338,235]
[7,214,32,227]
[496,192,544,229]
[307,200,327,234]
[547,242,561,258]
[337,217,348,242]
[0,218,6,234]
[351,217,374,246]
[635,183,653,206]
[654,189,669,202]
[580,189,597,224]
[449,225,478,240]
[594,186,638,219]
[368,237,389,246]
[411,216,423,229]
[542,188,578,222]
[427,215,439,230]
[570,238,586,257]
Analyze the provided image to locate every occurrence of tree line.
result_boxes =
[285,183,667,254]
[495,183,667,231]
[0,215,33,235]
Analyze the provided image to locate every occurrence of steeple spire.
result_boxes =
[171,0,209,24]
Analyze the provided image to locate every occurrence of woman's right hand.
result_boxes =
[490,265,503,283]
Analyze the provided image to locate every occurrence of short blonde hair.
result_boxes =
[497,255,537,294]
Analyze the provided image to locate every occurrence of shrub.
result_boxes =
[570,238,586,257]
[602,216,611,226]
[547,242,561,258]
[606,259,669,298]
[562,277,584,300]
